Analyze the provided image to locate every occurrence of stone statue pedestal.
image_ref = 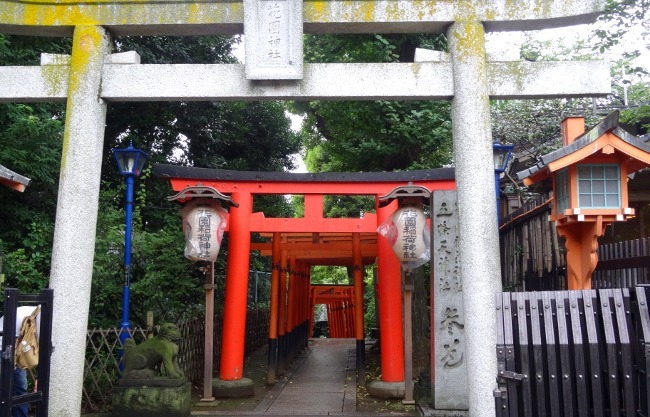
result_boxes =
[111,379,191,417]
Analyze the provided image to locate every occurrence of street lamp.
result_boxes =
[493,142,514,224]
[113,141,148,347]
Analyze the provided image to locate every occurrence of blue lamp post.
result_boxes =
[113,141,148,347]
[493,141,514,224]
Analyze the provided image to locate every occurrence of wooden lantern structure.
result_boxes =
[517,111,650,290]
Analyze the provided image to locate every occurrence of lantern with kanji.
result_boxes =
[378,193,431,271]
[181,199,228,262]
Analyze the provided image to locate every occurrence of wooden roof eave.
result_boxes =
[523,132,650,186]
[0,164,31,192]
[546,134,650,172]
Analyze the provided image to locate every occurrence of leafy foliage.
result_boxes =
[0,34,68,293]
[296,34,452,175]
[594,0,649,59]
[0,33,299,327]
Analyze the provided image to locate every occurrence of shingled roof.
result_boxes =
[516,111,650,181]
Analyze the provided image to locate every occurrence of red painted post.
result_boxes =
[276,249,288,374]
[267,232,281,384]
[286,258,296,361]
[219,191,252,380]
[309,286,315,338]
[376,201,405,382]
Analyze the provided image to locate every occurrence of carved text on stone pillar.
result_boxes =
[244,0,303,80]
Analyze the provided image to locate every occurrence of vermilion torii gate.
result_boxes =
[155,163,455,392]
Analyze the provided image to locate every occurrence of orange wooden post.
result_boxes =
[300,265,310,348]
[276,249,288,375]
[288,259,298,361]
[326,303,334,337]
[309,286,315,338]
[219,191,252,380]
[267,232,281,383]
[376,200,405,382]
[339,302,345,338]
[332,302,341,338]
[557,220,604,290]
[353,232,365,371]
[347,299,355,338]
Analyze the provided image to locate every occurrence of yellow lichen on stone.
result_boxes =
[42,61,70,98]
[306,0,328,22]
[61,26,105,171]
[359,0,375,23]
[19,3,98,27]
[412,0,436,20]
[384,0,400,21]
[450,21,485,63]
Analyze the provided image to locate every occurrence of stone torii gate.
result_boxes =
[0,1,609,416]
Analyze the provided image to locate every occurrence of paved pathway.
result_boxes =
[193,338,418,417]
[255,338,357,415]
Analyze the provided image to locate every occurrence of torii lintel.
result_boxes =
[1,0,605,36]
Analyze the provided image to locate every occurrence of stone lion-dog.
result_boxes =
[121,322,185,380]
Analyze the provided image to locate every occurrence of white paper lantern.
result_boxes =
[391,205,428,263]
[181,200,227,262]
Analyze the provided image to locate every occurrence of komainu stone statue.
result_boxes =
[113,323,191,417]
[121,323,185,381]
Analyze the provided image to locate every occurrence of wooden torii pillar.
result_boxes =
[158,165,455,396]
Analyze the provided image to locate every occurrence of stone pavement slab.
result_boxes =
[257,338,356,415]
[190,338,417,417]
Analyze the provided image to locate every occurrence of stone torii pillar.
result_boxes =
[448,21,501,416]
[47,26,111,415]
[0,1,610,416]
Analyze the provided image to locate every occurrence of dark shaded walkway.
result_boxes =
[192,338,417,417]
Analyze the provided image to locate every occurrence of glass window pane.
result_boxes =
[605,166,618,179]
[592,181,604,193]
[592,166,605,178]
[579,180,591,193]
[606,180,619,193]
[579,194,592,207]
[592,194,605,206]
[578,165,590,178]
[606,194,619,207]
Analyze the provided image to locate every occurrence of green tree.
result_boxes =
[0,33,301,326]
[0,34,69,293]
[296,34,452,175]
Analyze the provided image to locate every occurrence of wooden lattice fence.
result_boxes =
[82,307,269,413]
[500,196,650,290]
[499,196,566,291]
[593,238,650,288]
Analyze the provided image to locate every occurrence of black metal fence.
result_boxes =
[495,286,650,417]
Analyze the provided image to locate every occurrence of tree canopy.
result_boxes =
[0,33,300,326]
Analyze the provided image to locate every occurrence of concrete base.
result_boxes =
[418,403,469,417]
[366,380,405,399]
[111,381,191,417]
[212,377,255,398]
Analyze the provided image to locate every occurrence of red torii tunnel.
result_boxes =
[154,164,455,392]
[310,285,356,339]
